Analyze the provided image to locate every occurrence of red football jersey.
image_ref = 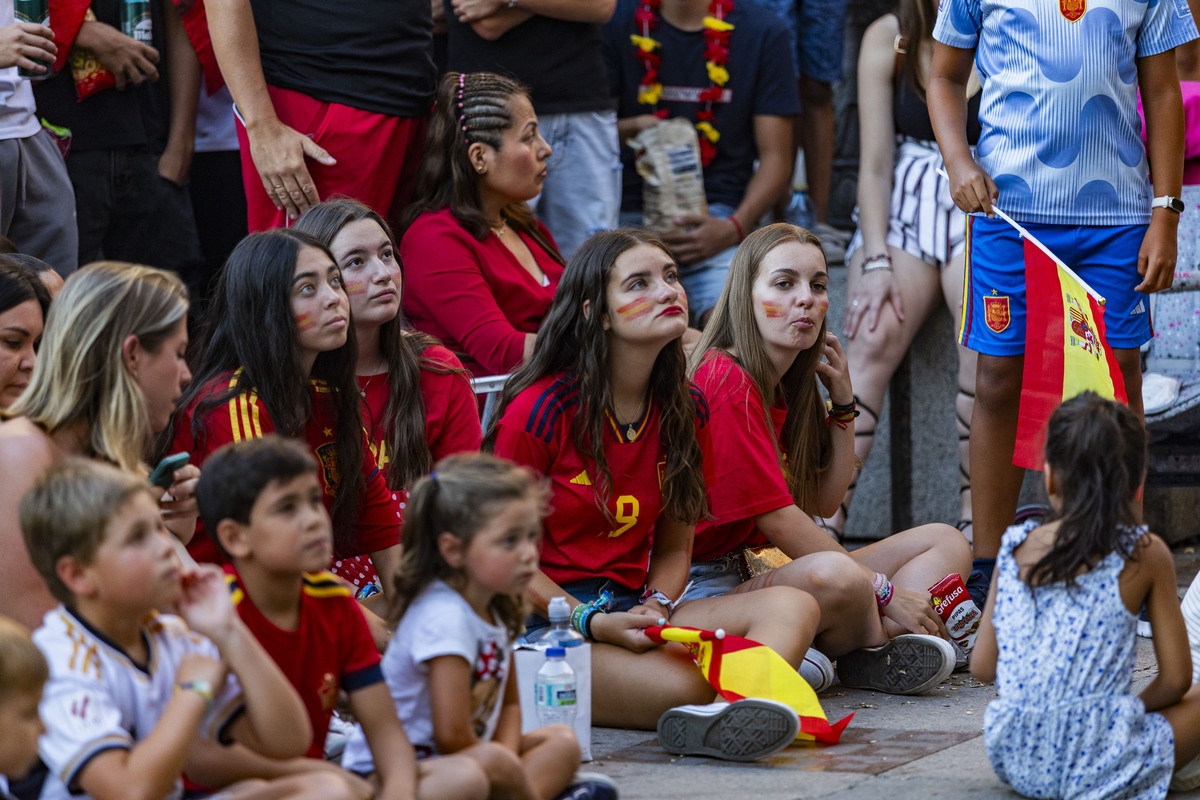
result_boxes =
[225,567,382,758]
[341,345,482,588]
[173,371,401,565]
[691,351,795,561]
[492,373,711,589]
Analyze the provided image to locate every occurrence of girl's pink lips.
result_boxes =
[371,290,396,303]
[325,316,348,329]
[792,317,815,329]
[658,305,685,317]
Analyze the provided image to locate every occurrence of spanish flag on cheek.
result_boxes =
[1015,236,1128,470]
[646,626,853,744]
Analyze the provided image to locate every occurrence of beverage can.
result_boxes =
[14,0,51,80]
[121,0,153,47]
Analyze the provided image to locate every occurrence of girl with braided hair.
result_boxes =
[401,72,565,379]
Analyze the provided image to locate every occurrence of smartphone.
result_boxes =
[149,452,190,489]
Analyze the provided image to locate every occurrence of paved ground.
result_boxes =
[577,548,1200,799]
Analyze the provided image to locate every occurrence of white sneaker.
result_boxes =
[798,647,835,693]
[1183,573,1200,686]
[1172,752,1200,793]
[657,698,799,762]
[836,634,956,695]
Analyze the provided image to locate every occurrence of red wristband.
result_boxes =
[728,215,746,242]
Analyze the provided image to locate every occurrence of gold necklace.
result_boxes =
[613,396,647,441]
[490,218,508,236]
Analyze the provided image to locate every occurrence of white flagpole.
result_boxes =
[936,168,1107,305]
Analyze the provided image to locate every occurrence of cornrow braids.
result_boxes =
[403,73,566,266]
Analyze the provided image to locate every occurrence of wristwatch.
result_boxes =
[1152,195,1185,213]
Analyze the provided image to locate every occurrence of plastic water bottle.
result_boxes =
[526,597,586,649]
[534,647,577,727]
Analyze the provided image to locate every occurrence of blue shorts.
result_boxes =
[960,216,1153,356]
[522,577,641,639]
[756,0,848,83]
[686,554,746,600]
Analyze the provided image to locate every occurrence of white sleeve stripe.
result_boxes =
[59,735,132,788]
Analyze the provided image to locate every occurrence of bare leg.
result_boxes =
[519,725,580,800]
[838,246,943,533]
[418,754,491,800]
[733,551,887,656]
[941,252,977,531]
[971,354,1025,561]
[459,741,538,800]
[216,772,372,800]
[1157,683,1200,768]
[851,523,972,639]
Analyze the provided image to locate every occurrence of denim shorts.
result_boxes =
[755,0,849,83]
[686,553,747,600]
[522,577,642,640]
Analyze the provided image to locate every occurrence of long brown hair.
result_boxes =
[484,230,709,525]
[295,198,473,490]
[403,72,564,267]
[390,454,547,638]
[689,223,832,512]
[896,0,937,94]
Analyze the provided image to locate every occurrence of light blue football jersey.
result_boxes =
[934,0,1198,225]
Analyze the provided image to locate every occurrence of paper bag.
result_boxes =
[515,644,592,761]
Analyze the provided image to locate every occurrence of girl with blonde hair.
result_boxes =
[0,262,197,630]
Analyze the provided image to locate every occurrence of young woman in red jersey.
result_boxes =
[686,223,972,695]
[164,229,401,593]
[297,198,481,591]
[485,229,819,756]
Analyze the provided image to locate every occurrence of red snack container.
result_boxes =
[929,572,982,658]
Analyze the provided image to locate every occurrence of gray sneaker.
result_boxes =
[836,634,956,695]
[799,647,835,693]
[657,698,799,761]
[810,222,848,265]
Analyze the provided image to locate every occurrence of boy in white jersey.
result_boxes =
[928,0,1198,607]
[17,458,315,800]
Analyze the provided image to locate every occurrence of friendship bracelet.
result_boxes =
[728,215,746,242]
[824,399,860,430]
[874,574,894,610]
[862,258,893,274]
[640,588,672,616]
[570,590,613,639]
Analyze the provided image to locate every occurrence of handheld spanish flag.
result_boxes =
[646,625,853,744]
[1013,222,1128,470]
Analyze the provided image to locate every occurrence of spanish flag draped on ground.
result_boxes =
[645,625,852,744]
[1014,231,1128,470]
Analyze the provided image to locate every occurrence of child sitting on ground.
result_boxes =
[0,615,48,800]
[18,458,316,800]
[193,435,489,800]
[971,392,1200,797]
[340,454,617,800]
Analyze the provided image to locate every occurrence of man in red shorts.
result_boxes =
[206,0,435,230]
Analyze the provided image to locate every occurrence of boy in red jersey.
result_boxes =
[193,435,488,800]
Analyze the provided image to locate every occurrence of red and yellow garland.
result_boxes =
[632,0,734,167]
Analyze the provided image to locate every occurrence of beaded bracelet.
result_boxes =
[825,399,860,430]
[570,590,613,639]
[873,572,894,610]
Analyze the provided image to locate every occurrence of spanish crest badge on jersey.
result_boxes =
[314,442,340,496]
[984,293,1010,333]
[1059,0,1085,22]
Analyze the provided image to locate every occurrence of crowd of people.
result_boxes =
[4,0,1200,797]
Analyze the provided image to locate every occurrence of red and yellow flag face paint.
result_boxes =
[761,302,784,318]
[616,298,654,320]
[343,278,368,296]
[294,312,316,332]
[1014,239,1126,470]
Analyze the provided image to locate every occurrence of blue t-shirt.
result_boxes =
[603,0,801,211]
[933,0,1198,226]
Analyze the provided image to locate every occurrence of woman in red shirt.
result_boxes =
[297,198,482,591]
[166,229,401,590]
[400,72,565,378]
[687,223,972,695]
[486,229,819,758]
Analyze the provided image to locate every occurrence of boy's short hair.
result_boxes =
[19,459,157,606]
[195,436,319,558]
[0,615,48,705]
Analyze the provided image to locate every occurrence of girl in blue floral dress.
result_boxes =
[971,392,1200,798]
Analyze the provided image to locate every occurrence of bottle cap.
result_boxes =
[546,647,566,658]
